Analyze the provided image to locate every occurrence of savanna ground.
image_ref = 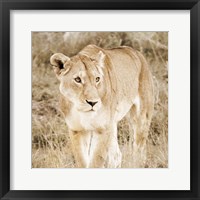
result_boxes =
[32,32,168,168]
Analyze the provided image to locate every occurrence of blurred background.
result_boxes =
[32,32,168,168]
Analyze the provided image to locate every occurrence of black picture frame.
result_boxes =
[0,0,199,199]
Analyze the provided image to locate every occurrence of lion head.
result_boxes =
[50,50,107,113]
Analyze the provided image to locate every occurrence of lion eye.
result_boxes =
[96,77,100,82]
[74,77,81,83]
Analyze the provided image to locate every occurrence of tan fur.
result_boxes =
[50,44,154,168]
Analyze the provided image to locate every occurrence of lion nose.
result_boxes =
[86,100,98,107]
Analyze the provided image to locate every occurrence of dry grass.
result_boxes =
[32,32,168,168]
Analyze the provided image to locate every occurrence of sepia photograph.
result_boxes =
[1,0,198,198]
[32,32,168,168]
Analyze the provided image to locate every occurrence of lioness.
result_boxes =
[50,44,154,168]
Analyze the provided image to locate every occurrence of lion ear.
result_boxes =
[50,53,70,75]
[96,51,105,68]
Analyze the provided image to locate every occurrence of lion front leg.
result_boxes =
[69,130,91,168]
[89,126,122,168]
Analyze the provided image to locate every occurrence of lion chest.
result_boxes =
[65,107,107,131]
